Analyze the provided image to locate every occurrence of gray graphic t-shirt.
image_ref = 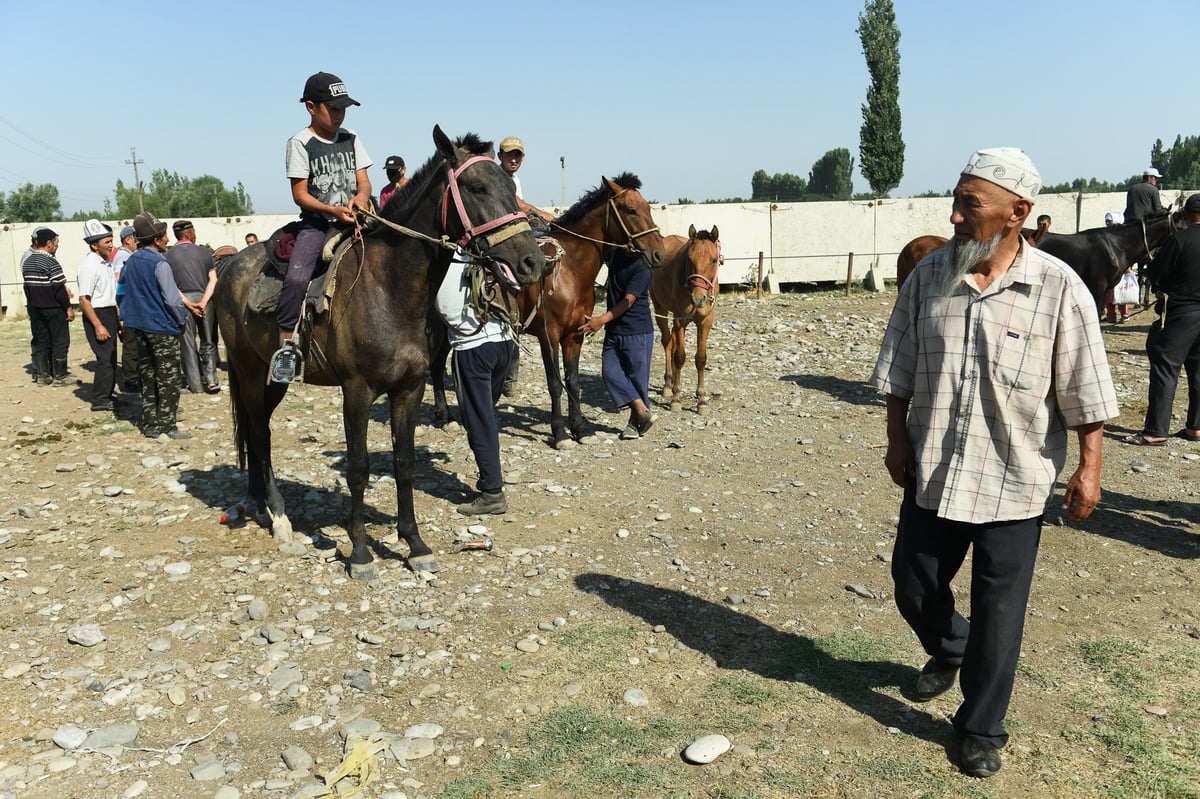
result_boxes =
[286,127,373,223]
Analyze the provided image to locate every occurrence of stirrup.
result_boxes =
[269,342,302,384]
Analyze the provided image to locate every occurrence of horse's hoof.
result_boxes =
[670,401,682,413]
[577,434,598,446]
[408,554,440,573]
[268,511,293,543]
[697,403,709,416]
[553,438,578,451]
[349,562,377,581]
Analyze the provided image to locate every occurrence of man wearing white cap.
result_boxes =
[1125,167,1167,222]
[871,148,1118,778]
[77,220,121,411]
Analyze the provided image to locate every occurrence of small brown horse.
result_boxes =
[650,224,720,414]
[431,173,666,447]
[214,127,546,579]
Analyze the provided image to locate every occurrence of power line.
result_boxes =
[0,115,114,168]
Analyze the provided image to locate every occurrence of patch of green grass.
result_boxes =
[758,764,811,793]
[709,675,785,706]
[554,623,636,671]
[1075,638,1147,670]
[1017,660,1062,690]
[490,706,688,797]
[439,779,492,799]
[283,401,314,411]
[272,696,300,715]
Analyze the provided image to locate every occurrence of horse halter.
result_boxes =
[440,155,531,254]
[605,187,660,252]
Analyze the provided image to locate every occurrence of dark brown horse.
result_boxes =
[431,173,666,447]
[213,127,546,579]
[650,224,720,414]
[894,212,1178,307]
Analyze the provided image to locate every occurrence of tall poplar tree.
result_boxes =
[857,0,904,197]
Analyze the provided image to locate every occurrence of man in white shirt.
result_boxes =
[77,220,121,411]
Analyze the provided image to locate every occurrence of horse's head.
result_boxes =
[434,125,547,290]
[682,224,720,309]
[600,174,667,268]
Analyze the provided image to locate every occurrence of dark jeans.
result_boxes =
[120,324,140,385]
[135,330,182,434]
[83,306,119,402]
[30,305,71,362]
[892,484,1042,748]
[1143,299,1200,436]
[180,293,219,390]
[277,226,326,333]
[451,339,516,492]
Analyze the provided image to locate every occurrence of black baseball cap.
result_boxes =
[1184,194,1200,214]
[300,72,360,109]
[384,155,405,171]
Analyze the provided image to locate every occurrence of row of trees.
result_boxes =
[0,171,252,223]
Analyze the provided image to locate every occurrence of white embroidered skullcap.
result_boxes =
[961,147,1041,200]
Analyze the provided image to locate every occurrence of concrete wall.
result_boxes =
[1,188,1185,313]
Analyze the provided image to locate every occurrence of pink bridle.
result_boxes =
[440,155,530,251]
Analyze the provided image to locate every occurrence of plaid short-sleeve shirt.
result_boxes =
[871,242,1118,524]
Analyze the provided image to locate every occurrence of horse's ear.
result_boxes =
[710,225,719,242]
[688,224,698,239]
[433,125,455,161]
[602,176,620,194]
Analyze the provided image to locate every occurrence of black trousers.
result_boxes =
[83,306,119,402]
[451,339,515,492]
[892,484,1041,748]
[30,305,70,362]
[180,293,219,390]
[1143,299,1200,436]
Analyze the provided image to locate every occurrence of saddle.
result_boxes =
[247,222,358,317]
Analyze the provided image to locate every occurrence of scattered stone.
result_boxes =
[623,688,649,707]
[214,787,240,799]
[164,561,193,576]
[52,725,88,750]
[391,737,436,761]
[123,779,149,798]
[190,760,226,780]
[845,583,876,599]
[67,624,106,647]
[281,745,314,771]
[516,639,540,653]
[248,598,269,621]
[55,463,77,472]
[403,723,443,739]
[83,723,138,750]
[683,733,732,764]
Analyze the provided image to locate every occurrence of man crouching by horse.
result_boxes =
[871,148,1117,778]
[435,251,517,516]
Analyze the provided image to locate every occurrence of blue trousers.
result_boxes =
[452,340,516,492]
[892,484,1041,748]
[601,331,653,409]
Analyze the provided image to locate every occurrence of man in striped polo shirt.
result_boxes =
[22,227,74,385]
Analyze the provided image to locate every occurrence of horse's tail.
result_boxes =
[228,365,248,471]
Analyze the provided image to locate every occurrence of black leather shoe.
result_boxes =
[455,490,507,515]
[958,736,1001,778]
[914,658,959,701]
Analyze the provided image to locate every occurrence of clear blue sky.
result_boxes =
[2,0,1197,217]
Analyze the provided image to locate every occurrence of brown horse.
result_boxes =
[650,224,720,414]
[431,173,666,447]
[213,127,546,579]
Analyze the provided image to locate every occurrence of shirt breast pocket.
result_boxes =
[993,331,1052,411]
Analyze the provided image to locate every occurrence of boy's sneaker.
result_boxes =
[269,343,302,384]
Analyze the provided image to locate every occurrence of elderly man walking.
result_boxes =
[871,148,1118,778]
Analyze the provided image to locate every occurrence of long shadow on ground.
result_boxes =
[574,573,951,748]
[780,373,885,408]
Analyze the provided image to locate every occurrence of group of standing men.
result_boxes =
[21,214,220,439]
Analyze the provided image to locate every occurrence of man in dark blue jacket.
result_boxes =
[119,212,191,439]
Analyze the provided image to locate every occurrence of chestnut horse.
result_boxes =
[894,213,1177,308]
[650,224,720,414]
[431,173,666,447]
[214,127,546,579]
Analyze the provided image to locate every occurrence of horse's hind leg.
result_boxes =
[231,367,293,541]
[341,379,378,580]
[389,388,437,573]
[537,330,571,447]
[655,312,675,405]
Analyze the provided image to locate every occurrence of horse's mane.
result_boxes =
[379,133,494,223]
[694,229,716,242]
[555,172,643,227]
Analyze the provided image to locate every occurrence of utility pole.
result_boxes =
[126,147,144,214]
[214,187,220,217]
[560,156,566,208]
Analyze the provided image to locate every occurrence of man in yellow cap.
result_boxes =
[498,136,553,222]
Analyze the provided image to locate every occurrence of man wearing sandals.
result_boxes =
[872,148,1117,778]
[1127,193,1200,446]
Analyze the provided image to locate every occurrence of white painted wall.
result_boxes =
[1,188,1185,314]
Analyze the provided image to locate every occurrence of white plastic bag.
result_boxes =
[1113,273,1139,306]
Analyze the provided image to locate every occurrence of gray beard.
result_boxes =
[939,233,1002,295]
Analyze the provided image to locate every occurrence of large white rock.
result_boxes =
[683,734,732,764]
